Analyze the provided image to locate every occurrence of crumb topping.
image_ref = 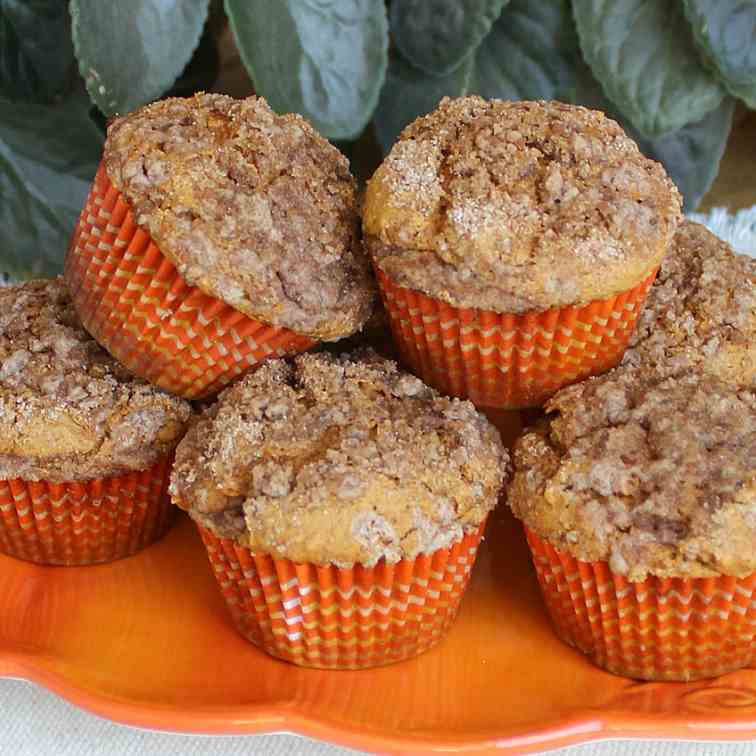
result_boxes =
[104,93,375,339]
[624,221,756,385]
[171,350,509,565]
[508,224,755,580]
[0,279,192,482]
[364,97,682,312]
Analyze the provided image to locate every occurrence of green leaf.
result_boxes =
[570,61,735,212]
[470,0,578,100]
[390,0,509,76]
[0,0,75,102]
[0,90,103,279]
[70,0,209,116]
[374,54,474,151]
[684,0,756,108]
[572,0,727,139]
[226,0,388,140]
[630,98,736,212]
[375,0,578,150]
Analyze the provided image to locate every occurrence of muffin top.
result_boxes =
[364,97,682,312]
[508,223,755,580]
[104,93,375,340]
[0,279,192,482]
[171,350,508,566]
[509,371,755,581]
[624,220,755,386]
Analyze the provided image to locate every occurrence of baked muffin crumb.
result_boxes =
[171,350,509,565]
[364,97,682,312]
[104,93,375,339]
[0,278,192,482]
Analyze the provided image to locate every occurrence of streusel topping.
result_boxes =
[364,97,682,312]
[509,370,755,580]
[104,93,375,339]
[624,220,755,385]
[171,350,509,565]
[508,223,755,580]
[0,279,192,481]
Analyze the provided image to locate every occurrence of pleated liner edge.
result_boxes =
[525,527,756,681]
[0,456,174,566]
[64,163,315,400]
[197,520,486,669]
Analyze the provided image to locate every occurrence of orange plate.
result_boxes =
[1,412,756,753]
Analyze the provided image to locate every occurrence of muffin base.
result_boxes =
[65,164,315,399]
[196,521,486,669]
[525,528,756,681]
[375,267,657,409]
[0,457,174,566]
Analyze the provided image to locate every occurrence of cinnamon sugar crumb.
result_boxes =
[171,350,509,565]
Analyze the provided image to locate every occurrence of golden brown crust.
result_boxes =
[171,350,509,565]
[509,373,755,581]
[508,227,756,580]
[364,97,682,312]
[0,279,192,482]
[104,93,375,340]
[624,221,756,385]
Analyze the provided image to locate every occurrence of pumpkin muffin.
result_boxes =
[65,93,375,399]
[624,220,755,385]
[508,229,756,681]
[0,278,192,565]
[171,350,508,668]
[363,97,682,408]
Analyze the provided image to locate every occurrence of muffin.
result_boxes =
[507,229,756,681]
[65,93,375,399]
[0,279,192,565]
[363,97,682,409]
[624,220,755,385]
[170,350,508,668]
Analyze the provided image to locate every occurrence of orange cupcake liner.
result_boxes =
[525,528,756,681]
[375,267,657,409]
[197,521,486,669]
[64,163,315,399]
[0,457,174,566]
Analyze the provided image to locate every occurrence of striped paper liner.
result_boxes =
[0,457,174,566]
[65,163,315,399]
[196,521,486,669]
[375,266,657,409]
[525,528,756,681]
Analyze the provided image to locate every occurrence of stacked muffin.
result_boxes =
[6,89,751,680]
[1,93,377,568]
[507,221,755,680]
[170,350,507,668]
[363,97,682,408]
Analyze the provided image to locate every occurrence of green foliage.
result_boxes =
[225,0,388,140]
[71,0,209,115]
[0,0,75,102]
[0,88,103,279]
[0,0,754,278]
[684,0,756,108]
[376,0,578,149]
[572,0,726,138]
[390,0,509,76]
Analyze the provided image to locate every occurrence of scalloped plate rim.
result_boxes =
[3,651,756,753]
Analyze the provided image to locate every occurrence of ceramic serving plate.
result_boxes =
[1,410,755,754]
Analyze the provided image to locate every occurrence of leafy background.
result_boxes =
[1,0,755,281]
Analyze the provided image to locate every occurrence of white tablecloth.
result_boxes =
[2,680,756,755]
[2,208,754,755]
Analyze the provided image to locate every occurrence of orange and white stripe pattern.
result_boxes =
[197,522,485,669]
[526,528,756,681]
[376,267,657,409]
[65,164,314,399]
[0,457,174,566]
